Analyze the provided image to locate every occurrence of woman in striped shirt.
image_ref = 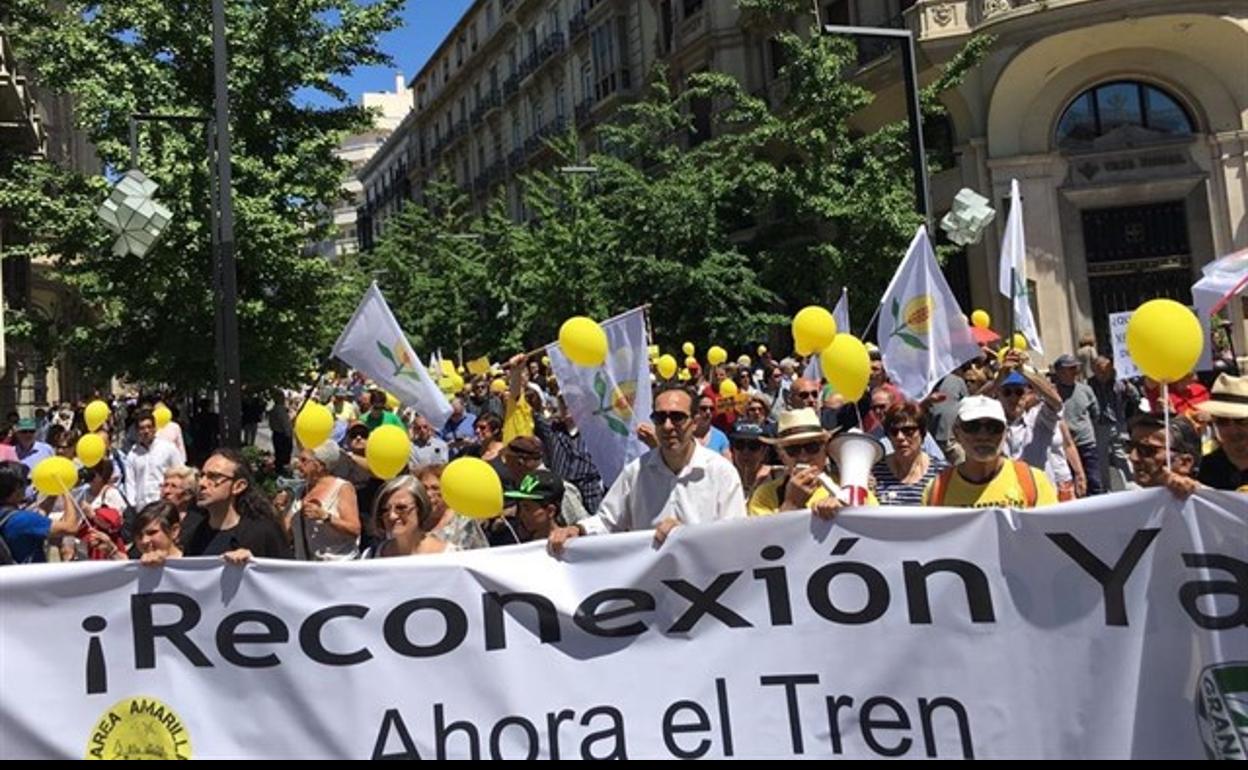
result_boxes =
[873,401,947,506]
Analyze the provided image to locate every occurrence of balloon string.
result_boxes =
[1162,381,1172,474]
[500,516,522,545]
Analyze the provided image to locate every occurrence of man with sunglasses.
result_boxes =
[547,385,745,554]
[1125,413,1201,496]
[748,408,866,517]
[1195,374,1248,490]
[924,396,1057,508]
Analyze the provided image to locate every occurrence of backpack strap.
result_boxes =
[1012,459,1037,507]
[928,466,957,507]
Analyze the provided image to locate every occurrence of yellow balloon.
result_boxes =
[490,378,508,394]
[718,379,738,398]
[450,373,465,392]
[792,306,838,356]
[757,345,768,356]
[707,346,727,366]
[84,400,110,432]
[1126,299,1203,383]
[559,316,609,367]
[365,424,411,480]
[971,309,991,329]
[737,354,751,367]
[1011,333,1028,351]
[76,433,106,468]
[820,334,871,402]
[32,456,78,496]
[295,402,334,448]
[678,368,691,381]
[153,403,172,429]
[656,354,678,380]
[385,392,400,411]
[442,457,503,520]
[439,377,455,394]
[541,355,551,366]
[685,356,698,369]
[682,342,695,357]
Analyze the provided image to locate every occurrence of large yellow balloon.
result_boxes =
[490,378,508,394]
[153,403,172,429]
[442,457,503,520]
[1126,299,1203,383]
[820,334,871,402]
[682,342,695,357]
[707,346,728,366]
[295,402,334,448]
[365,424,411,480]
[656,354,678,380]
[559,316,609,367]
[84,400,110,432]
[971,309,991,329]
[792,306,838,356]
[718,379,738,398]
[32,456,78,496]
[76,433,106,468]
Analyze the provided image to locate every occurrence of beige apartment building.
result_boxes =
[358,0,1248,356]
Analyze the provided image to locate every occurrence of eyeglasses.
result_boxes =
[651,411,691,427]
[202,471,237,485]
[783,441,824,457]
[382,504,418,517]
[1001,387,1026,398]
[887,425,920,437]
[793,390,820,400]
[732,440,764,452]
[1127,441,1166,458]
[958,420,1004,436]
[697,405,715,413]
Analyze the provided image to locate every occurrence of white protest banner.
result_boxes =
[2,491,1245,760]
[1109,307,1213,382]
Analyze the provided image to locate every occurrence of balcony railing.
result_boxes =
[470,88,501,123]
[503,73,520,100]
[520,32,566,81]
[569,10,588,41]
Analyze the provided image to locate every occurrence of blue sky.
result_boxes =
[301,0,474,108]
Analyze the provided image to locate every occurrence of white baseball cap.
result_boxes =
[956,395,1006,425]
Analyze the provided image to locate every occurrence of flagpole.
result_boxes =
[1008,267,1017,346]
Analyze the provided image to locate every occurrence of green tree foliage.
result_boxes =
[3,0,401,389]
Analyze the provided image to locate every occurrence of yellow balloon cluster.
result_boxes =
[559,317,609,367]
[442,457,503,519]
[365,425,411,480]
[84,400,110,432]
[820,334,871,402]
[295,402,334,448]
[1126,299,1203,383]
[792,306,837,356]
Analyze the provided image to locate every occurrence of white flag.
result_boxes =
[879,227,982,400]
[546,308,652,487]
[998,179,1044,354]
[331,283,452,429]
[803,289,849,382]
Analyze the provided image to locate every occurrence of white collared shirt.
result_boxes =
[579,445,746,535]
[125,437,183,508]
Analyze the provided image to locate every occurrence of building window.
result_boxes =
[512,114,523,150]
[683,0,703,18]
[555,82,567,122]
[443,59,449,81]
[591,18,629,101]
[768,38,788,79]
[1055,80,1194,152]
[661,0,673,53]
[486,1,495,32]
[690,87,712,146]
[457,38,465,66]
[531,92,544,135]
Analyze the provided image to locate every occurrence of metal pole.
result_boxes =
[207,124,227,432]
[212,0,243,448]
[128,117,139,169]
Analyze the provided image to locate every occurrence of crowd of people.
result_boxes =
[0,334,1243,567]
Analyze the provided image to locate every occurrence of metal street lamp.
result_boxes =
[820,23,932,232]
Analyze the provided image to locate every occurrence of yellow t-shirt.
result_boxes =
[921,461,1057,508]
[333,401,358,422]
[748,474,878,516]
[502,394,535,444]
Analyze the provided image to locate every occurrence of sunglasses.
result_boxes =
[651,411,691,427]
[959,420,1004,436]
[1001,387,1026,398]
[1127,441,1166,458]
[887,425,920,437]
[697,405,715,413]
[793,390,820,400]
[783,441,824,457]
[732,440,764,452]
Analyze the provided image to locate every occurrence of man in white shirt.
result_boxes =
[125,409,183,507]
[547,385,745,553]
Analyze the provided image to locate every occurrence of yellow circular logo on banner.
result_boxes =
[85,696,191,760]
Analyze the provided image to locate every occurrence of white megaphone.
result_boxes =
[826,430,884,506]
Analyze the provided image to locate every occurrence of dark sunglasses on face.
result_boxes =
[1127,441,1166,458]
[887,425,920,438]
[959,420,1004,436]
[651,411,691,427]
[794,390,820,400]
[697,405,715,413]
[784,441,824,457]
[732,440,764,452]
